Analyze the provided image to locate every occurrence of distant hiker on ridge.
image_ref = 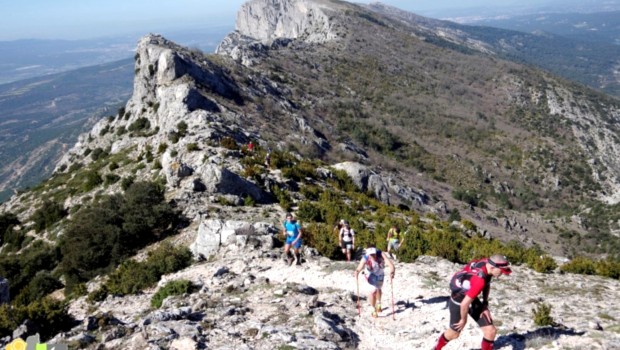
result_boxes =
[386,224,403,259]
[338,220,356,262]
[434,255,512,350]
[282,212,303,266]
[354,246,395,318]
[264,148,272,169]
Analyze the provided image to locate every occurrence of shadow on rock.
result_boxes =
[420,296,450,305]
[495,325,586,350]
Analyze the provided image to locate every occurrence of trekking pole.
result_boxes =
[356,275,361,317]
[390,275,395,320]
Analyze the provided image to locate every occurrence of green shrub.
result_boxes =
[128,117,150,132]
[91,147,107,161]
[109,162,120,171]
[527,254,557,273]
[99,125,110,136]
[121,176,135,191]
[68,162,82,172]
[104,174,121,186]
[297,201,323,222]
[151,279,194,308]
[31,201,67,233]
[561,256,596,275]
[0,212,20,242]
[186,143,200,152]
[168,131,180,144]
[532,302,554,327]
[14,271,62,306]
[452,188,482,207]
[461,219,476,231]
[281,160,319,182]
[177,121,188,137]
[329,169,358,193]
[103,244,192,296]
[221,136,238,150]
[595,258,620,279]
[243,195,256,207]
[157,143,168,154]
[0,298,72,341]
[448,209,461,222]
[304,223,341,259]
[82,170,103,192]
[300,185,322,200]
[87,285,108,303]
[144,147,154,163]
[59,181,178,292]
[271,185,293,211]
[242,164,262,182]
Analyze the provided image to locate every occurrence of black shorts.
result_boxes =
[448,297,492,331]
[340,241,353,250]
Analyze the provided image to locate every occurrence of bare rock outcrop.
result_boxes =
[190,220,276,258]
[331,162,428,207]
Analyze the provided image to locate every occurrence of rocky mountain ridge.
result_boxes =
[2,0,620,348]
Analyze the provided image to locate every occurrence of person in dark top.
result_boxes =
[434,255,512,350]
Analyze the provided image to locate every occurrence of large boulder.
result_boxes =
[196,164,268,202]
[331,162,390,204]
[190,220,276,258]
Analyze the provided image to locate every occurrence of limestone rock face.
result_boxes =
[197,164,268,202]
[190,220,276,258]
[216,0,339,64]
[236,0,337,44]
[331,162,428,207]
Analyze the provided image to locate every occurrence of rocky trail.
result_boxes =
[60,240,620,349]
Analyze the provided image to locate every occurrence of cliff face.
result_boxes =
[235,0,338,43]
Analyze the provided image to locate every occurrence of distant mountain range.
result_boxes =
[469,10,620,45]
[0,26,232,84]
[367,4,620,96]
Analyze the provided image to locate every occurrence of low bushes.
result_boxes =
[0,298,72,341]
[90,243,192,300]
[151,279,194,308]
[59,181,179,292]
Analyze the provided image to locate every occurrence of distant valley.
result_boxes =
[0,25,232,84]
[469,10,620,45]
[0,59,134,202]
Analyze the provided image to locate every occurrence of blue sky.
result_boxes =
[0,0,606,41]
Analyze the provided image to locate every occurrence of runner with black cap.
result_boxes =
[434,254,512,350]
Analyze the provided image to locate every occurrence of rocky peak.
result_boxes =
[236,0,338,44]
[216,0,340,64]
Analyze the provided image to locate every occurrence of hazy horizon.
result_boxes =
[3,0,619,41]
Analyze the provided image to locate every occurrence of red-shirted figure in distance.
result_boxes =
[434,255,512,350]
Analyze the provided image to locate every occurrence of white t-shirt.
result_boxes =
[339,227,355,242]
